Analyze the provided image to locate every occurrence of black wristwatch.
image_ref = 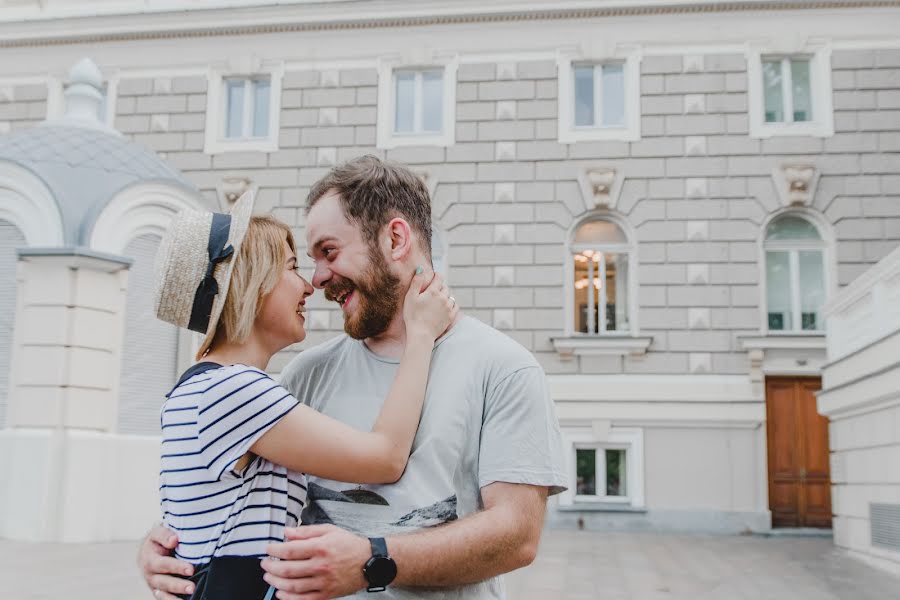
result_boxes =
[362,537,397,592]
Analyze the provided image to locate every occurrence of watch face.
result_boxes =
[364,556,397,586]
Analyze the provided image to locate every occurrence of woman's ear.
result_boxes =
[387,217,413,261]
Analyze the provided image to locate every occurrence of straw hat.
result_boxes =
[154,190,255,359]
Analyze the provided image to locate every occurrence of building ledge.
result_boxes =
[557,503,647,513]
[551,335,652,359]
[739,334,826,352]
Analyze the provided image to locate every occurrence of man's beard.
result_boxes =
[324,247,402,340]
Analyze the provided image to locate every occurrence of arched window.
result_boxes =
[118,234,180,434]
[0,220,26,427]
[431,225,447,279]
[569,217,632,335]
[764,214,827,332]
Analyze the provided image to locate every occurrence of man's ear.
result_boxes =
[386,217,413,261]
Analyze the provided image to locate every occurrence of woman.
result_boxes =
[153,191,455,599]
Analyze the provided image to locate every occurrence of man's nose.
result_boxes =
[311,261,331,289]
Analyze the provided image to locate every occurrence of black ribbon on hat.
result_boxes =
[187,212,234,334]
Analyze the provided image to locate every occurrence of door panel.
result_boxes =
[766,377,832,528]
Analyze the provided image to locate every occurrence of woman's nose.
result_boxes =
[302,277,314,297]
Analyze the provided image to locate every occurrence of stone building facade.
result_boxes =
[0,0,898,563]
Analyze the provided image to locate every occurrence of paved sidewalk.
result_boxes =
[2,531,898,599]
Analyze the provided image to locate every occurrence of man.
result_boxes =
[140,155,567,599]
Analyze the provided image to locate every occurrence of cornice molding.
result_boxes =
[2,1,900,48]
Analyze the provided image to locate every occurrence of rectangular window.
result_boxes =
[393,69,444,135]
[572,63,626,128]
[573,251,629,334]
[223,77,271,140]
[762,57,813,124]
[575,447,628,500]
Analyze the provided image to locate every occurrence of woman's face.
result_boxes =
[255,238,314,351]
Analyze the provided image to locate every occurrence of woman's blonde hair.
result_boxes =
[201,215,295,358]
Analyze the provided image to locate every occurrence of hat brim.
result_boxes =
[195,189,256,359]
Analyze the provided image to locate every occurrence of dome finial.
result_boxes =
[54,57,112,132]
[69,58,104,90]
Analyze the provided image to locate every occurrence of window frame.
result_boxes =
[559,427,644,508]
[222,76,272,141]
[747,45,834,139]
[564,214,638,338]
[759,211,835,335]
[377,58,457,149]
[558,49,641,143]
[761,56,813,126]
[573,444,630,503]
[204,64,283,154]
[571,62,627,130]
[391,68,444,136]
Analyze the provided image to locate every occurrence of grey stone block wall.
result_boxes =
[4,49,899,376]
[3,84,46,131]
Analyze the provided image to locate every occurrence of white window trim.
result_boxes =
[747,44,834,139]
[377,57,457,149]
[758,209,837,335]
[46,75,118,127]
[204,64,283,154]
[558,426,644,508]
[562,213,640,338]
[557,48,641,143]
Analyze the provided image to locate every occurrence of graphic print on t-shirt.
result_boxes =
[303,482,458,537]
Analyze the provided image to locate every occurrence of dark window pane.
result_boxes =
[252,79,270,138]
[576,449,596,495]
[225,79,245,138]
[422,70,443,133]
[606,449,626,497]
[601,63,625,126]
[394,72,415,133]
[763,60,784,123]
[791,59,812,122]
[573,66,594,127]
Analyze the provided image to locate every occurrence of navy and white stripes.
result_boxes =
[160,364,308,563]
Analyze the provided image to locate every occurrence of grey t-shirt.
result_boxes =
[279,316,567,599]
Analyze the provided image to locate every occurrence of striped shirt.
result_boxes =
[159,364,308,564]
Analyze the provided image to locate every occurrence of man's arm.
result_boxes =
[137,524,196,599]
[262,481,548,599]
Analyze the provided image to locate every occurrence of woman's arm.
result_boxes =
[250,271,456,484]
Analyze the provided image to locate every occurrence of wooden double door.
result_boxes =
[766,377,832,528]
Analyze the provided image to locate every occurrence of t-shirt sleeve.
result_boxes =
[478,365,568,495]
[197,367,299,480]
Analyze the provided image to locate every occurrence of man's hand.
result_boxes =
[263,525,369,600]
[138,524,196,599]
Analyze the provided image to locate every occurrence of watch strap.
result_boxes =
[369,537,389,557]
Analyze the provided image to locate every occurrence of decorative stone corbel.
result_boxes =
[578,167,623,211]
[216,176,254,210]
[772,164,819,207]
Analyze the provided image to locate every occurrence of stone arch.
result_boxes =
[89,182,204,434]
[0,162,65,247]
[88,182,203,255]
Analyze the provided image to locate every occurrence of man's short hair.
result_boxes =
[306,155,432,257]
